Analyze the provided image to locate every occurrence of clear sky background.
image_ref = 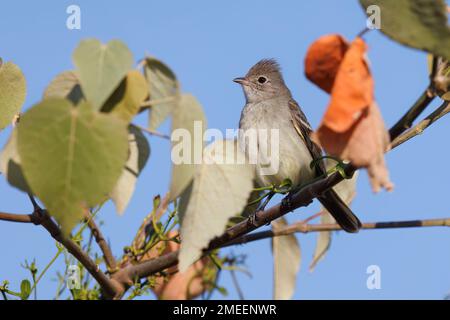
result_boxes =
[1,0,450,300]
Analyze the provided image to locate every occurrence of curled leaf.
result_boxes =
[102,70,149,123]
[324,37,374,132]
[272,217,301,300]
[307,35,392,192]
[144,57,179,130]
[314,102,393,192]
[110,126,150,214]
[304,34,349,93]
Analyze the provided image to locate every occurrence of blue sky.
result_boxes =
[1,0,450,299]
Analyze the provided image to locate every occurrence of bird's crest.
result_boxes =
[246,59,281,77]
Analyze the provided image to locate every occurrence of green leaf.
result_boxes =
[0,61,26,130]
[102,70,149,123]
[110,125,150,214]
[144,57,179,130]
[0,129,32,193]
[169,94,206,202]
[73,39,133,110]
[17,98,128,233]
[272,217,301,300]
[178,139,254,272]
[360,0,450,60]
[43,70,84,105]
[20,279,31,300]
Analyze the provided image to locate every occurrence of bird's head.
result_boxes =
[234,59,290,103]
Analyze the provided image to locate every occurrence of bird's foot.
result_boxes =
[247,212,259,227]
[281,192,294,212]
[248,191,275,227]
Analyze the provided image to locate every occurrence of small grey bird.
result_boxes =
[235,59,361,233]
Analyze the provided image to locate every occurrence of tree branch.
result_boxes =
[35,209,123,299]
[0,208,122,298]
[391,100,450,148]
[85,215,117,272]
[0,212,36,224]
[389,87,435,140]
[227,218,450,246]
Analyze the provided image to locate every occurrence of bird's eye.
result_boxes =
[257,76,267,84]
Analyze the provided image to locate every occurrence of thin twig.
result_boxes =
[0,212,36,224]
[227,218,450,246]
[85,214,117,272]
[230,269,245,300]
[27,194,40,211]
[140,97,176,108]
[356,27,370,38]
[391,100,450,148]
[389,87,436,140]
[35,209,122,299]
[135,124,170,140]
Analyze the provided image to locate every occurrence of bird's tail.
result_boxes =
[318,189,361,233]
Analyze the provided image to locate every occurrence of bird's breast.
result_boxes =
[239,101,314,187]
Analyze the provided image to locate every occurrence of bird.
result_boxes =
[234,59,361,233]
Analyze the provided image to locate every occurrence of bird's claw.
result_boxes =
[248,212,259,227]
[281,193,294,212]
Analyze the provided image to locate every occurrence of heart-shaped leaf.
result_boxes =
[43,70,84,105]
[0,61,26,130]
[178,139,254,272]
[102,70,149,123]
[360,0,450,60]
[17,98,128,233]
[144,57,179,130]
[73,39,133,110]
[169,94,206,202]
[110,125,150,214]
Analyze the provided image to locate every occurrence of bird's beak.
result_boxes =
[233,77,249,85]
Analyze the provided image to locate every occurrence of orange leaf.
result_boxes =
[308,34,392,192]
[313,102,393,192]
[304,34,349,93]
[324,37,374,132]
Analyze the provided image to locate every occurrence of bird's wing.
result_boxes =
[288,99,326,175]
[288,100,362,233]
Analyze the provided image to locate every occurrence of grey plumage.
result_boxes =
[235,59,361,233]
